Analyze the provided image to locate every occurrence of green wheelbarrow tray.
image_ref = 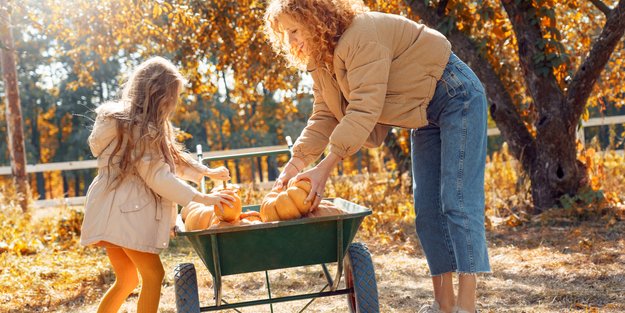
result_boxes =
[174,197,374,312]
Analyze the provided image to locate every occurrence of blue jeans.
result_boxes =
[410,53,490,275]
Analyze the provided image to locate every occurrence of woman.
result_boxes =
[264,1,490,312]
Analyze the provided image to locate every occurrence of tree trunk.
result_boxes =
[62,172,69,197]
[250,157,256,183]
[267,156,278,181]
[383,131,411,177]
[32,108,45,200]
[1,2,30,212]
[529,113,586,209]
[256,157,264,182]
[405,0,625,212]
[234,159,241,183]
[74,171,81,197]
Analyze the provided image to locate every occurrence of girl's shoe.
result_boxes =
[418,301,442,313]
[454,307,478,313]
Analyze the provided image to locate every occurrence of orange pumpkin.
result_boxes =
[184,206,216,231]
[209,218,241,229]
[211,185,243,223]
[286,179,313,215]
[260,191,281,222]
[240,211,262,222]
[180,202,204,221]
[307,200,345,217]
[260,179,313,221]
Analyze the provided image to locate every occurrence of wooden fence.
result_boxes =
[1,115,624,208]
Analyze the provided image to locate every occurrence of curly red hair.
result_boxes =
[264,0,369,71]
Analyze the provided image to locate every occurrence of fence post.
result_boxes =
[197,144,205,194]
[576,124,585,149]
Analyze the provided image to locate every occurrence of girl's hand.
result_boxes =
[205,166,230,181]
[193,191,234,212]
[273,161,301,191]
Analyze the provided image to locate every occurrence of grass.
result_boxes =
[1,202,623,313]
[1,147,624,312]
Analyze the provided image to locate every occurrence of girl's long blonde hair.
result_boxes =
[264,0,369,71]
[101,56,194,188]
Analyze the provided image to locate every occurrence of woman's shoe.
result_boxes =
[453,306,478,313]
[418,301,442,313]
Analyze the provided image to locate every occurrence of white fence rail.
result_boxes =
[1,115,624,208]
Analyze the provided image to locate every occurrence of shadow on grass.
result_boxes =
[481,271,625,311]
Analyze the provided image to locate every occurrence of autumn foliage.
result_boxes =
[2,147,625,310]
[1,0,625,310]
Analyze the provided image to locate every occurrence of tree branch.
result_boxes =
[589,0,612,16]
[404,0,536,169]
[500,1,564,115]
[437,0,450,16]
[567,0,625,123]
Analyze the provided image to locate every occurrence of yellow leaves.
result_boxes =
[540,16,555,29]
[152,3,162,19]
[491,25,509,40]
[0,202,109,311]
[175,129,193,142]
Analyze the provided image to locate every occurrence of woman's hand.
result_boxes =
[205,166,230,181]
[193,191,234,212]
[273,160,304,191]
[292,152,342,211]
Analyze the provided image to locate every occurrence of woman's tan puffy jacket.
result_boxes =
[291,12,451,166]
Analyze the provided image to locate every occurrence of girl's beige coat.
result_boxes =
[80,104,205,254]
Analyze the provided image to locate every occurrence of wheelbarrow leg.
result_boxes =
[332,219,344,291]
[210,235,223,306]
[264,270,274,313]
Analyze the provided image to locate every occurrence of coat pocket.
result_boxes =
[116,177,156,213]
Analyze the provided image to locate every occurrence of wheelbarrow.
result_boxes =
[173,197,379,312]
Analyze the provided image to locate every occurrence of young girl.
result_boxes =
[80,57,234,313]
[264,1,489,313]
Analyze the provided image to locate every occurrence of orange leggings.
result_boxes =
[97,246,164,313]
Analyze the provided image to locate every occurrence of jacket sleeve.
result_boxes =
[175,155,208,184]
[88,115,118,157]
[329,41,391,159]
[291,82,340,167]
[363,124,391,148]
[135,153,199,207]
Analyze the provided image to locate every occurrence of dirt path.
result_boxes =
[55,219,624,313]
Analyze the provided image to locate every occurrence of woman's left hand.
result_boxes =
[205,166,230,181]
[292,152,342,211]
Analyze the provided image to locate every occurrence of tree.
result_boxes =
[1,0,29,211]
[406,0,625,211]
[30,0,625,210]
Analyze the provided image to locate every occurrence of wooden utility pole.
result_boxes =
[1,0,30,212]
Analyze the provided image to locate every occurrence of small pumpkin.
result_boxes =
[260,191,281,222]
[180,202,203,221]
[184,206,216,231]
[307,200,345,217]
[211,184,243,222]
[240,211,262,222]
[209,218,241,229]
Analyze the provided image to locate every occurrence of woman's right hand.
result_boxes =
[193,191,235,212]
[273,161,300,191]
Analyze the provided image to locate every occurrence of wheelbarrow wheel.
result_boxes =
[344,242,379,313]
[174,263,200,313]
